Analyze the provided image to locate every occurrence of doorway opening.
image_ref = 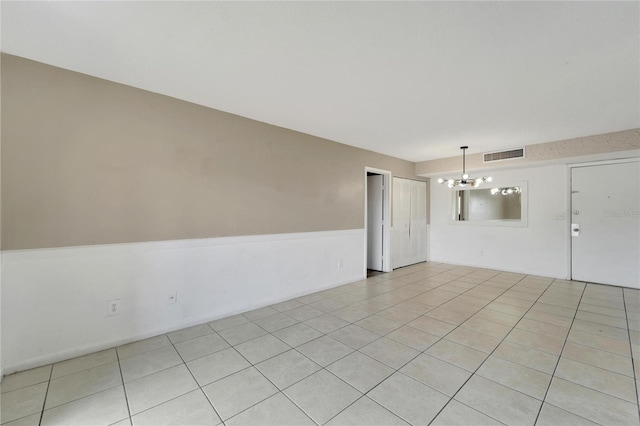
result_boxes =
[364,167,392,276]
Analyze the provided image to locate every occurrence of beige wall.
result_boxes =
[1,55,417,250]
[416,128,640,176]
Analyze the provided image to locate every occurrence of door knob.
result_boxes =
[571,224,580,236]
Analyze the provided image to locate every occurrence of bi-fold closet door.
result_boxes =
[392,177,427,269]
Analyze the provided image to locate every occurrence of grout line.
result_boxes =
[622,288,640,421]
[532,280,587,425]
[37,362,55,426]
[116,343,134,425]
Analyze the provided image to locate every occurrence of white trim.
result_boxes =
[364,167,393,274]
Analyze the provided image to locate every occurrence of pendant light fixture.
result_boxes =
[437,146,492,188]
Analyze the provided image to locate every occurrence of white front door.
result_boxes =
[367,174,384,271]
[571,161,640,288]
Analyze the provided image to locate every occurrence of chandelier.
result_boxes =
[491,186,521,195]
[437,146,492,188]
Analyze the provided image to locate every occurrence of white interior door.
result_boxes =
[410,180,428,264]
[392,177,411,268]
[367,174,384,271]
[571,161,640,288]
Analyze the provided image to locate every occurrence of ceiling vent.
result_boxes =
[483,148,525,163]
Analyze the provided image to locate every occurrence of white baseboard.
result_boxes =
[1,229,365,376]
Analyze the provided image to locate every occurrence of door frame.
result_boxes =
[567,157,640,281]
[364,167,392,275]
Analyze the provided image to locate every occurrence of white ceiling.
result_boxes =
[2,1,638,162]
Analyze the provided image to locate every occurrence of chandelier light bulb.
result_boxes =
[437,146,492,189]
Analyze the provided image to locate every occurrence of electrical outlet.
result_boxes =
[338,258,344,269]
[168,291,178,304]
[107,299,121,316]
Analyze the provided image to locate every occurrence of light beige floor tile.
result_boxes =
[308,298,348,313]
[394,300,434,315]
[174,332,229,362]
[368,373,449,426]
[431,400,503,426]
[503,290,540,302]
[461,317,512,339]
[52,350,116,380]
[120,345,182,383]
[571,319,630,340]
[186,347,250,386]
[492,341,558,375]
[455,375,541,426]
[425,307,473,325]
[270,299,304,312]
[536,402,600,426]
[529,303,576,318]
[202,367,278,420]
[327,352,394,393]
[252,313,299,333]
[116,335,171,360]
[303,314,349,333]
[376,307,422,324]
[578,303,626,318]
[407,316,456,337]
[41,386,128,426]
[574,310,628,328]
[445,327,501,354]
[523,310,573,328]
[1,365,51,393]
[328,325,380,349]
[545,377,640,425]
[386,326,440,351]
[217,322,268,346]
[167,324,214,344]
[494,295,535,309]
[225,393,314,426]
[131,389,221,426]
[297,336,354,367]
[2,413,41,426]
[562,341,634,377]
[272,323,323,347]
[485,302,528,317]
[234,334,290,364]
[331,307,371,323]
[284,370,361,425]
[359,338,419,369]
[356,315,402,335]
[295,293,325,305]
[555,357,637,402]
[125,364,198,415]
[0,382,48,424]
[325,396,409,426]
[255,350,320,390]
[242,306,279,321]
[426,339,488,372]
[472,309,521,327]
[516,318,569,339]
[505,328,564,356]
[285,305,324,322]
[400,354,471,396]
[567,329,631,356]
[45,362,122,409]
[208,314,248,332]
[476,356,551,400]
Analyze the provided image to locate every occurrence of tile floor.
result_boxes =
[2,262,640,425]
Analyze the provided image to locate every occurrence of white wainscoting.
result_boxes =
[1,229,365,376]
